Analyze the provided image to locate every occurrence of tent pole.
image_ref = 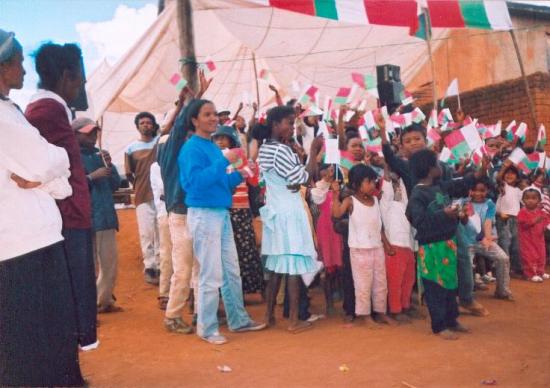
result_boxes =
[177,0,198,93]
[509,29,538,149]
[252,52,261,109]
[424,9,437,112]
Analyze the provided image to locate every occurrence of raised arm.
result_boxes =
[232,102,244,121]
[269,84,283,106]
[331,182,352,218]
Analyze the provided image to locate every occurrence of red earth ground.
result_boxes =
[81,209,550,387]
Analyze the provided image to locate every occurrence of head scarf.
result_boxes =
[521,185,542,205]
[0,29,22,64]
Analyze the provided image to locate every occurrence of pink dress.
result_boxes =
[315,190,343,272]
[518,207,550,277]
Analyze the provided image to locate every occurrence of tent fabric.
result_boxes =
[84,0,450,166]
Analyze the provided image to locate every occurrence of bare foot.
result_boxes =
[405,306,427,320]
[364,316,381,330]
[343,314,355,323]
[288,320,313,334]
[437,329,459,340]
[265,315,276,327]
[449,322,470,333]
[390,313,412,324]
[373,313,394,325]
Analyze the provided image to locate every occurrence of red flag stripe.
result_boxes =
[364,0,418,29]
[427,0,466,28]
[270,0,315,16]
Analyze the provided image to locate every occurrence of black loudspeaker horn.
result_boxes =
[376,64,404,115]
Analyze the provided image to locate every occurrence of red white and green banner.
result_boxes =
[538,124,546,148]
[335,87,352,105]
[169,73,188,92]
[299,85,319,106]
[427,0,512,31]
[444,123,483,159]
[199,58,216,74]
[351,72,376,90]
[247,0,512,30]
[364,137,382,154]
[508,148,541,174]
[249,0,419,29]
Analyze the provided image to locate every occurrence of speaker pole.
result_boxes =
[424,8,437,112]
[509,29,538,149]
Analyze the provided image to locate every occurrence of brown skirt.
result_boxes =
[230,208,265,294]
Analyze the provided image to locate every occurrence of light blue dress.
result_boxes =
[260,169,318,275]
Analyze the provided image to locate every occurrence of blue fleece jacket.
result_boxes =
[178,134,242,208]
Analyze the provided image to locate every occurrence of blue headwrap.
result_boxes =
[0,29,22,64]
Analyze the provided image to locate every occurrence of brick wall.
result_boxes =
[418,72,550,141]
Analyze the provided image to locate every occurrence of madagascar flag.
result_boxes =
[427,0,512,30]
[253,0,419,30]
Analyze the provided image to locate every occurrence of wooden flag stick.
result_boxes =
[96,116,108,167]
[509,29,538,148]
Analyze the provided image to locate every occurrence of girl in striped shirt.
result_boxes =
[259,105,318,333]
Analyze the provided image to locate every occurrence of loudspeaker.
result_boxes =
[377,81,404,108]
[376,64,401,83]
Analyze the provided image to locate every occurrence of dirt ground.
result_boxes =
[81,209,550,387]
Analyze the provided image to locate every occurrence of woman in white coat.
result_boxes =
[0,29,85,387]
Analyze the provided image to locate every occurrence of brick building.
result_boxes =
[409,2,550,139]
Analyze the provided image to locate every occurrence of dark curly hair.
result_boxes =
[34,42,82,90]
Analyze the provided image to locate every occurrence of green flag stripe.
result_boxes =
[459,0,491,30]
[314,0,338,20]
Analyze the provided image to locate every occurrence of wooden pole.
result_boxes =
[424,9,437,112]
[177,0,198,93]
[509,29,538,148]
[252,52,261,109]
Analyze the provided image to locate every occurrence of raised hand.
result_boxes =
[197,69,213,98]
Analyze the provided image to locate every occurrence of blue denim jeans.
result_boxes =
[457,247,474,305]
[187,208,251,338]
[496,216,521,273]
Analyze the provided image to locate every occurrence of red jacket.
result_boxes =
[25,98,92,229]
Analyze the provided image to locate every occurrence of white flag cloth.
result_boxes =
[445,78,459,98]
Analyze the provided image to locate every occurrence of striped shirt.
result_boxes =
[258,140,308,185]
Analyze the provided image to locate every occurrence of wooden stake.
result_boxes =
[509,29,538,148]
[177,0,198,93]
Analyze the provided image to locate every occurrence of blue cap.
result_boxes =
[212,125,240,147]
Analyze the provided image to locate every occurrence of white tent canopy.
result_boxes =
[84,0,449,165]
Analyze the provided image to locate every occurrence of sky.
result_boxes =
[0,0,158,107]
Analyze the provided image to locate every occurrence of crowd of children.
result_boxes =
[95,69,549,345]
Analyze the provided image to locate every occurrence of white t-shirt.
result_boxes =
[496,183,522,216]
[348,196,383,249]
[150,161,167,219]
[379,179,415,249]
